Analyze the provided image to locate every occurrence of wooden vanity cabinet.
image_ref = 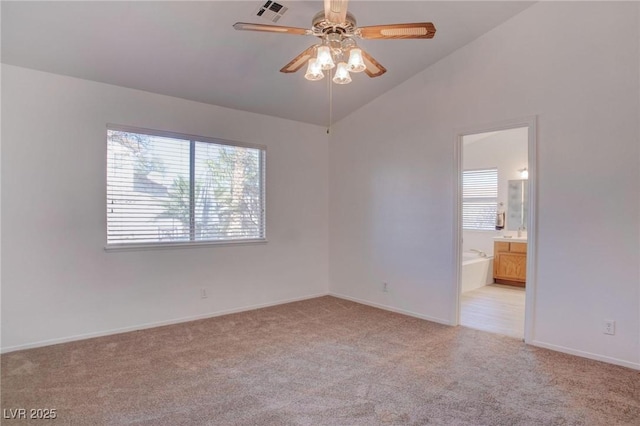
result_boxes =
[493,241,527,287]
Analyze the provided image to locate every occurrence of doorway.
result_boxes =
[453,118,536,342]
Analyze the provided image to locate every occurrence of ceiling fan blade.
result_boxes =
[359,23,436,40]
[360,49,387,78]
[233,22,310,36]
[280,45,316,73]
[324,0,349,24]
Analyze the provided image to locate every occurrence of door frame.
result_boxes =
[452,116,537,343]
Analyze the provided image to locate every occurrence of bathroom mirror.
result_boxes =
[507,179,528,231]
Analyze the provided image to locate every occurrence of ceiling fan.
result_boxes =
[233,0,436,84]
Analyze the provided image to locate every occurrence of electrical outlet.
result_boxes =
[603,319,615,335]
[383,282,388,292]
[200,288,207,299]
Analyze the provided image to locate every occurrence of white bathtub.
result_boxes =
[461,252,494,293]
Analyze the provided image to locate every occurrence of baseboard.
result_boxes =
[330,294,640,371]
[1,292,329,354]
[530,340,640,371]
[8,293,635,372]
[329,292,452,326]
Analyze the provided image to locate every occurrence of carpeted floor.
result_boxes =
[2,296,639,425]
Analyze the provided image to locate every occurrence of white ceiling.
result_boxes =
[1,1,535,126]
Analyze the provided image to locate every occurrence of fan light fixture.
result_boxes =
[304,57,324,81]
[304,41,366,84]
[333,62,352,84]
[316,45,335,70]
[347,48,366,73]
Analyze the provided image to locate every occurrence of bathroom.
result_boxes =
[459,126,529,338]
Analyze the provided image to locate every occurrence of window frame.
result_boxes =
[105,124,267,251]
[462,167,498,232]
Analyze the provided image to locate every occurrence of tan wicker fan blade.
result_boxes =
[361,49,387,78]
[359,22,436,40]
[280,45,316,73]
[233,22,309,36]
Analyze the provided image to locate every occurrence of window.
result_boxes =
[106,126,266,247]
[462,168,498,231]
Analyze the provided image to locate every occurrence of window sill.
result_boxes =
[104,238,268,252]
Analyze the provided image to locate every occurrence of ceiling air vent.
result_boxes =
[255,1,288,23]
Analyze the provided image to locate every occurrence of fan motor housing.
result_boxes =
[312,11,357,35]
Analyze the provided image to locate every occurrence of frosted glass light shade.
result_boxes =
[347,48,366,73]
[520,168,529,179]
[316,46,335,70]
[333,62,352,84]
[304,58,324,81]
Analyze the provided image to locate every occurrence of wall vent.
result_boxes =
[255,1,288,23]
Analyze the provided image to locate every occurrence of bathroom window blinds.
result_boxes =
[106,126,266,248]
[462,168,498,231]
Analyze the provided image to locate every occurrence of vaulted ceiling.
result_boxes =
[2,1,534,126]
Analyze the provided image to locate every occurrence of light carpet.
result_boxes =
[2,296,639,425]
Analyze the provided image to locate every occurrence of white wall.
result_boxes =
[463,127,528,256]
[329,2,640,368]
[1,65,329,351]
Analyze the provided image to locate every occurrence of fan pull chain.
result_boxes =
[327,71,333,134]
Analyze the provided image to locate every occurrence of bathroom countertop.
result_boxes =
[493,236,527,243]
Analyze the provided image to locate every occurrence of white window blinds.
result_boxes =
[107,127,265,247]
[462,168,498,231]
